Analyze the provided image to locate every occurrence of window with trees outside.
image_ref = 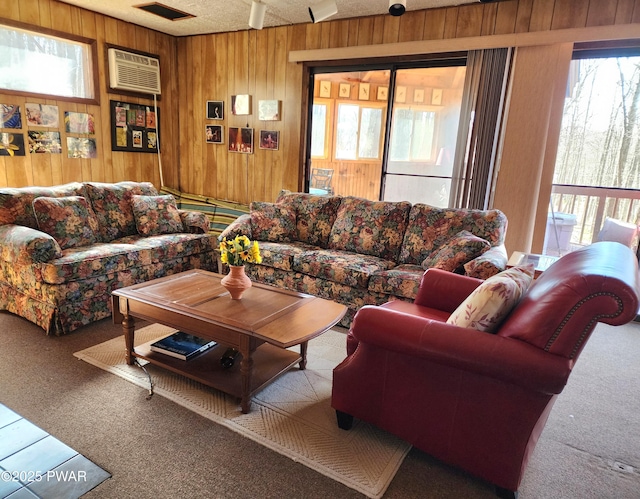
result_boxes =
[335,103,383,160]
[547,52,640,254]
[0,22,96,101]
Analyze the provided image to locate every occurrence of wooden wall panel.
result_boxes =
[0,0,178,190]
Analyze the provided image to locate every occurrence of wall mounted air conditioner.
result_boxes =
[108,48,161,95]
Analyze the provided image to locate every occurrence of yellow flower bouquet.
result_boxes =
[218,235,262,267]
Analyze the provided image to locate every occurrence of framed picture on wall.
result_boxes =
[206,125,224,144]
[228,127,253,153]
[206,101,224,120]
[110,100,160,153]
[231,95,251,115]
[259,130,279,150]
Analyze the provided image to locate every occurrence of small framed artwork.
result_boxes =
[377,86,388,101]
[259,130,279,150]
[231,95,251,115]
[358,83,370,101]
[110,100,159,153]
[27,131,62,154]
[205,124,224,144]
[319,81,331,98]
[67,137,97,159]
[413,88,425,103]
[1,104,22,128]
[432,88,443,105]
[0,132,26,156]
[206,101,224,120]
[339,83,351,98]
[25,103,59,128]
[258,100,280,121]
[228,127,253,154]
[395,86,407,103]
[64,112,95,134]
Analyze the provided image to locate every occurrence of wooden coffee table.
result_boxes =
[112,269,347,413]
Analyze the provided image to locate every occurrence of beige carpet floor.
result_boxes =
[73,324,411,499]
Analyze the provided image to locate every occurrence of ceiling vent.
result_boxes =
[134,2,194,21]
[108,48,161,95]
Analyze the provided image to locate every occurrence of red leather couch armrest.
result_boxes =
[413,268,483,312]
[349,306,572,394]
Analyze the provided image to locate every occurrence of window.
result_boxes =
[389,108,437,162]
[335,103,383,160]
[0,22,97,102]
[310,102,329,158]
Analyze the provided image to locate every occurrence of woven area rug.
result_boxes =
[74,324,411,498]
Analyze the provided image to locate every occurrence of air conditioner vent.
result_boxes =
[108,48,161,95]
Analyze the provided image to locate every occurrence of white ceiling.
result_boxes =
[57,0,479,37]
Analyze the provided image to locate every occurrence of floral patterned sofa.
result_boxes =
[220,190,508,326]
[0,181,218,335]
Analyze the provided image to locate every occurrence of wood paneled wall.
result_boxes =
[177,0,640,207]
[0,0,179,189]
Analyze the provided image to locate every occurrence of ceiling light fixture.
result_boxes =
[388,0,406,16]
[249,0,267,30]
[309,0,338,23]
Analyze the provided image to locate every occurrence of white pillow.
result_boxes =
[446,264,535,333]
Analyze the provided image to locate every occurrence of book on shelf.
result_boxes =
[150,331,217,361]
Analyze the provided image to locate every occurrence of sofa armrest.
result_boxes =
[414,268,482,312]
[178,210,209,234]
[0,224,62,264]
[349,305,571,394]
[218,213,252,241]
[463,243,508,279]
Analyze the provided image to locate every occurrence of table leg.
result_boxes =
[299,341,308,370]
[123,314,135,366]
[239,337,254,413]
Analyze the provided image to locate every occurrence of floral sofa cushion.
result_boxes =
[256,241,316,272]
[33,196,101,250]
[250,201,297,242]
[399,204,507,266]
[328,197,411,261]
[367,264,425,299]
[276,190,342,248]
[85,181,158,242]
[293,248,396,289]
[131,194,184,236]
[0,182,88,229]
[421,230,491,272]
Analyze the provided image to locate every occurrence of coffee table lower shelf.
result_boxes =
[133,340,302,403]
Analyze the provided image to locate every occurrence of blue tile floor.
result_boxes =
[0,403,110,498]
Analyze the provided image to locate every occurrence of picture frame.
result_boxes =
[319,81,332,98]
[376,86,388,101]
[395,86,407,103]
[205,124,224,144]
[431,88,443,105]
[110,100,160,153]
[64,112,95,134]
[228,127,253,154]
[358,83,370,101]
[206,101,224,120]
[258,100,280,121]
[231,95,251,115]
[1,104,22,129]
[259,130,279,150]
[0,132,26,156]
[413,88,425,103]
[27,131,62,154]
[339,83,351,98]
[25,103,59,128]
[67,137,97,158]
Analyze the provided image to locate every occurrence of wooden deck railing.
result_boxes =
[550,184,640,247]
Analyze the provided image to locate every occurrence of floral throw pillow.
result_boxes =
[446,264,535,333]
[422,230,491,271]
[250,201,297,242]
[131,194,184,236]
[33,195,99,250]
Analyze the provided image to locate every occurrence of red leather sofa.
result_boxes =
[331,241,640,498]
